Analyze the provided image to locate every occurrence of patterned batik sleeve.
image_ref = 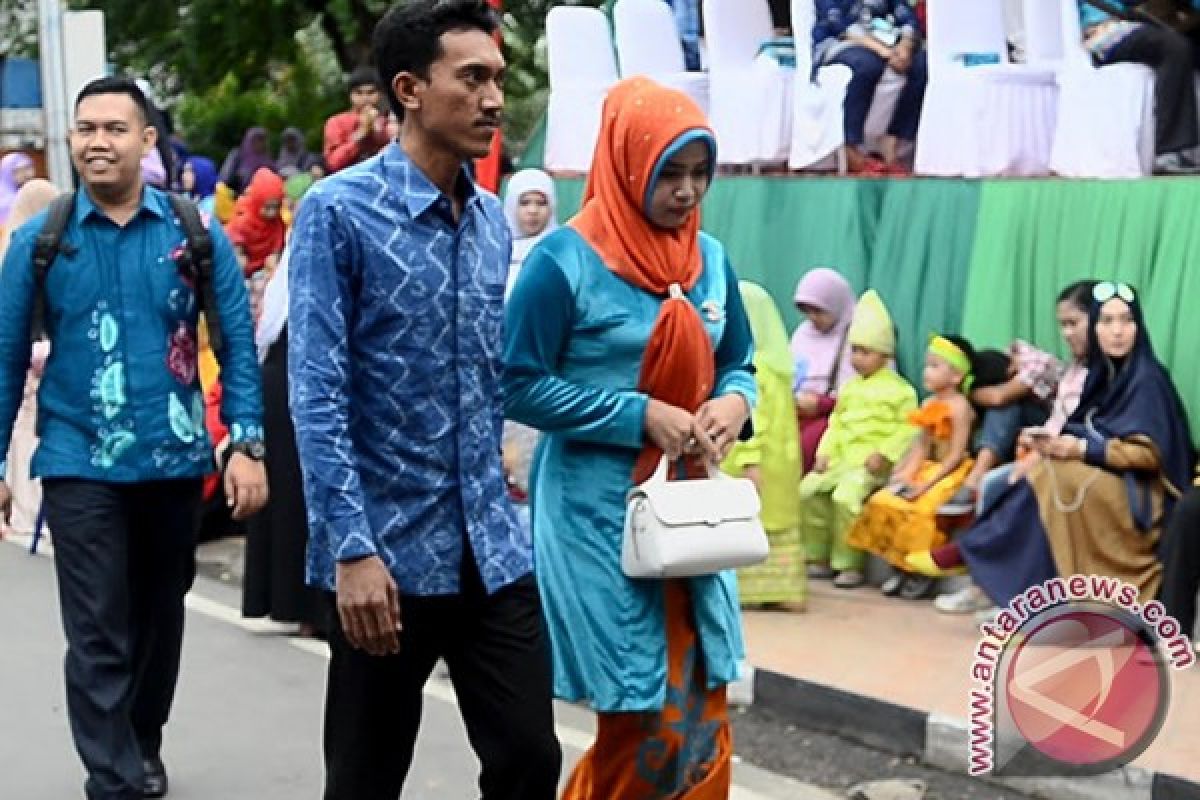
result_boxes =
[288,193,378,562]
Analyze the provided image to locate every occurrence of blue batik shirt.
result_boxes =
[0,187,262,482]
[288,143,530,596]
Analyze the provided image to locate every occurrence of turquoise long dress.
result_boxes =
[503,226,758,713]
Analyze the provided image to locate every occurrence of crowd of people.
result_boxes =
[0,0,1197,799]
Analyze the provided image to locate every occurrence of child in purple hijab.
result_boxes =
[0,152,36,227]
[790,267,858,471]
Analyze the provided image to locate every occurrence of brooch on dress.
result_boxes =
[700,300,725,323]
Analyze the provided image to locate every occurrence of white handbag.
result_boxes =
[621,455,770,579]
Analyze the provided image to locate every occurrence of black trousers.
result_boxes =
[43,478,202,800]
[1159,487,1200,640]
[1102,25,1200,155]
[322,558,561,800]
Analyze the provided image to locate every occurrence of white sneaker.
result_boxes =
[933,585,993,614]
[974,607,1002,625]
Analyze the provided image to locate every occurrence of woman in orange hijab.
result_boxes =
[225,166,285,323]
[504,78,757,798]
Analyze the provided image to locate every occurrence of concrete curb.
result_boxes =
[754,668,1200,800]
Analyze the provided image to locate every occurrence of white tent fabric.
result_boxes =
[1047,0,1155,178]
[544,6,619,173]
[915,0,1059,177]
[788,0,910,171]
[703,0,793,166]
[613,0,710,116]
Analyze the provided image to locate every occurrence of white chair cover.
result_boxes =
[789,0,910,170]
[545,7,619,173]
[613,0,710,116]
[915,0,1059,177]
[1048,0,1155,178]
[703,0,793,165]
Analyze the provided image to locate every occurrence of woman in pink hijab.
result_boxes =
[790,268,857,472]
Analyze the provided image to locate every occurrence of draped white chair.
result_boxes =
[544,6,619,173]
[789,0,911,171]
[914,0,1059,177]
[1047,0,1156,177]
[613,0,710,116]
[702,0,793,166]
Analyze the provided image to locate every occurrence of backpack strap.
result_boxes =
[30,192,78,342]
[166,193,223,352]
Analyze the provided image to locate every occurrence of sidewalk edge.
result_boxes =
[753,667,1200,800]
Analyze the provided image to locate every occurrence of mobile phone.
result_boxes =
[1025,427,1053,440]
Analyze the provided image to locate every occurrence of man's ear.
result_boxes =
[392,72,424,115]
[141,123,158,157]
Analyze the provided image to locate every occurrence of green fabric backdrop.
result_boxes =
[506,174,1199,440]
[961,179,1200,441]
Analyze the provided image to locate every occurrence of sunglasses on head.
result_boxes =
[1093,281,1135,304]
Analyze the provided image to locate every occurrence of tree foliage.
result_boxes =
[69,0,607,156]
[0,0,40,58]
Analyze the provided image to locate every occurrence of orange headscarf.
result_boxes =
[571,77,718,482]
[225,167,285,276]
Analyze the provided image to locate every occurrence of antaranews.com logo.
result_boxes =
[968,575,1194,777]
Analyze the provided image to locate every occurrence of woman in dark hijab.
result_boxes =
[913,282,1195,608]
[276,127,317,177]
[218,127,276,194]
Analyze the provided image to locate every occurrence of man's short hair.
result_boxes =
[74,76,151,125]
[372,0,500,117]
[347,65,382,92]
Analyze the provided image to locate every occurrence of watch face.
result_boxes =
[238,442,265,460]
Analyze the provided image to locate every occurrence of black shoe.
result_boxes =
[142,757,168,798]
[900,574,936,600]
[1153,151,1200,175]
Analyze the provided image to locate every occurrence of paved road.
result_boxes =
[0,538,835,799]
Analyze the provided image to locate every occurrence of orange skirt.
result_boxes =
[562,581,733,799]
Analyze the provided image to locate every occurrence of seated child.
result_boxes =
[941,339,1061,513]
[800,290,918,589]
[721,282,806,609]
[846,333,976,599]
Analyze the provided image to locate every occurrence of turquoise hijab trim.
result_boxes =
[642,128,717,215]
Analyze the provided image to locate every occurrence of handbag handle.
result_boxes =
[648,453,726,484]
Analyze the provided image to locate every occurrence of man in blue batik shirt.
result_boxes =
[287,2,560,797]
[0,77,266,799]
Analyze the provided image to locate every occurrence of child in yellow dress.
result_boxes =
[800,290,918,589]
[846,334,976,599]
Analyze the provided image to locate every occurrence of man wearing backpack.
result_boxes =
[0,77,266,799]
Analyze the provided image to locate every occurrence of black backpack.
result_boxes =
[30,191,224,351]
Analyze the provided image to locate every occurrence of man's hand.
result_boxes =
[0,481,11,524]
[695,394,751,462]
[357,106,380,139]
[224,452,268,520]
[645,399,696,460]
[889,40,914,73]
[865,452,891,476]
[336,556,402,656]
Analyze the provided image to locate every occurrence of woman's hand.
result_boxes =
[695,394,751,462]
[644,399,696,461]
[1042,435,1086,461]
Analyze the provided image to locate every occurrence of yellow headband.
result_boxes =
[929,335,974,392]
